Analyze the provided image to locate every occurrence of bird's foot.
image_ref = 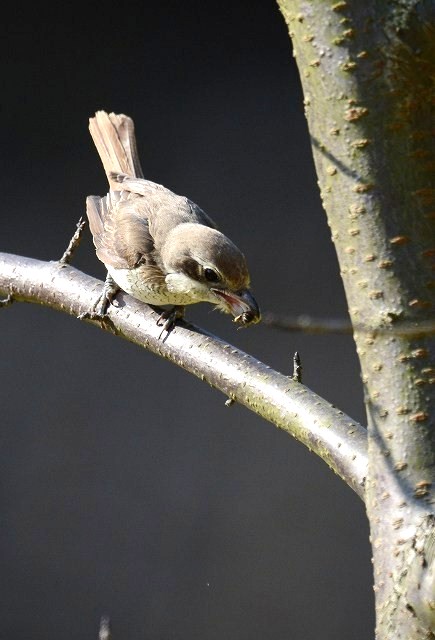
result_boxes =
[58,216,87,266]
[156,306,185,340]
[78,273,120,322]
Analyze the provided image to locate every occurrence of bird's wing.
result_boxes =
[86,191,164,284]
[109,172,218,229]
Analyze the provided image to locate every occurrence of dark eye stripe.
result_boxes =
[176,257,201,280]
[175,258,221,284]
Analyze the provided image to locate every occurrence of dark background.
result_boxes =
[1,2,373,639]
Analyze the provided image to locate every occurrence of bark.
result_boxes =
[276,1,435,638]
[0,252,367,497]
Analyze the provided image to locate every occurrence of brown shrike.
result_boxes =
[85,111,260,331]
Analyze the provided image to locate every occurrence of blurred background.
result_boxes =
[1,2,373,639]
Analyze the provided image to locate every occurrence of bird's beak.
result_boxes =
[211,288,261,326]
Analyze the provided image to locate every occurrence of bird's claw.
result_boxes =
[156,306,185,340]
[78,273,120,322]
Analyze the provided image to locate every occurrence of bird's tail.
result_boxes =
[89,111,144,190]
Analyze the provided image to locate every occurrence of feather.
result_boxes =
[89,111,144,189]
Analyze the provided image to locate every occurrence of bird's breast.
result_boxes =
[106,266,201,306]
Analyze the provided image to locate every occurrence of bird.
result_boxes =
[85,110,260,334]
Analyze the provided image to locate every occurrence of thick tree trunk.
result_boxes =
[276,1,435,638]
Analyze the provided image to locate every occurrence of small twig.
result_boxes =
[262,311,435,337]
[292,351,303,383]
[59,216,87,265]
[262,312,352,335]
[98,617,111,640]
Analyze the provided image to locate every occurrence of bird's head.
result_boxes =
[160,223,260,326]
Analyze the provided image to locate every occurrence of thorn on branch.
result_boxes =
[59,216,87,265]
[225,396,235,407]
[98,616,111,640]
[292,351,303,383]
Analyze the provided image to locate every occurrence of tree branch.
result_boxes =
[262,311,435,336]
[262,312,353,334]
[0,251,367,498]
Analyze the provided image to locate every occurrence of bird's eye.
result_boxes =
[204,268,220,283]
